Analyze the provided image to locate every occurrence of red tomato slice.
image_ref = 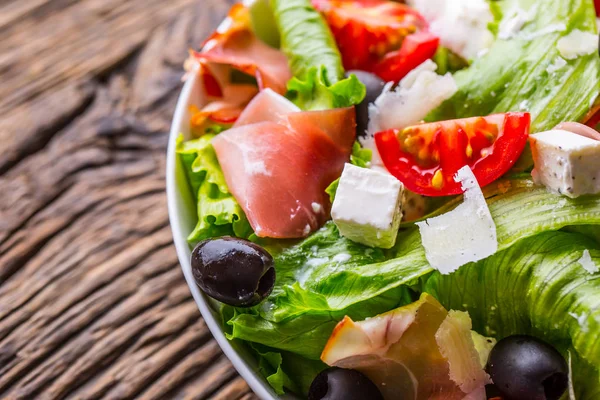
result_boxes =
[312,0,434,79]
[584,102,600,131]
[372,31,440,83]
[595,0,600,16]
[375,113,531,196]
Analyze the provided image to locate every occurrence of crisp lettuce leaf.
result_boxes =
[325,141,372,202]
[176,134,252,243]
[287,66,366,111]
[426,0,600,134]
[248,0,280,48]
[250,343,326,396]
[423,231,600,398]
[269,0,366,111]
[270,0,344,83]
[226,178,600,362]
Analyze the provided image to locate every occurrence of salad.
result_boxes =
[175,0,600,398]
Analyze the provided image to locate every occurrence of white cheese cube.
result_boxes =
[530,129,600,198]
[331,164,404,249]
[416,166,497,275]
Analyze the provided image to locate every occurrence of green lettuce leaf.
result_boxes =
[287,66,366,111]
[176,134,252,243]
[426,0,600,133]
[325,141,372,202]
[248,0,280,48]
[423,231,600,398]
[270,0,344,83]
[250,343,326,396]
[226,178,600,362]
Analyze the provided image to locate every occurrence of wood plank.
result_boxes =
[0,0,263,399]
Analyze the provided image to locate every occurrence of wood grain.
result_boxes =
[0,0,260,398]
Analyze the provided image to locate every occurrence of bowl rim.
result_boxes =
[166,72,279,400]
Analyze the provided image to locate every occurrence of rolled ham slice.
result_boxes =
[190,4,292,96]
[212,92,356,238]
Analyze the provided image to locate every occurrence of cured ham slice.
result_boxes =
[212,93,357,238]
[189,4,292,96]
[286,107,356,152]
[190,84,258,134]
[234,89,301,127]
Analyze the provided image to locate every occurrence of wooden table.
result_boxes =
[0,1,259,398]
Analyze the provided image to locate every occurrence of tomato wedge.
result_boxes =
[312,0,437,81]
[372,31,440,83]
[375,113,531,196]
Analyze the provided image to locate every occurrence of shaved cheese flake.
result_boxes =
[521,23,566,41]
[568,351,576,400]
[416,166,498,274]
[499,5,537,39]
[364,60,457,167]
[557,29,597,60]
[546,56,568,74]
[578,249,599,274]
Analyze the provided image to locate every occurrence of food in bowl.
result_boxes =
[173,0,600,398]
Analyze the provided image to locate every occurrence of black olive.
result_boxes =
[486,335,568,400]
[485,383,504,399]
[345,70,385,137]
[191,237,275,307]
[308,367,384,400]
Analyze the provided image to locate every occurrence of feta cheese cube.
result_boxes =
[530,129,600,198]
[331,164,404,249]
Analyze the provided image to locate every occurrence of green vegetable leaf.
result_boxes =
[248,0,280,48]
[250,343,326,396]
[287,66,366,111]
[426,0,600,134]
[270,0,344,83]
[227,178,600,362]
[424,231,600,398]
[176,134,252,243]
[325,141,372,202]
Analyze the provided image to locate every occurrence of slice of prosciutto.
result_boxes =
[189,4,292,96]
[213,93,356,238]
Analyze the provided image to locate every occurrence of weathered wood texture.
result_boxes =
[0,0,260,399]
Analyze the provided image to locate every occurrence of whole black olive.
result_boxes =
[308,367,384,400]
[191,237,275,307]
[345,70,385,137]
[486,335,568,400]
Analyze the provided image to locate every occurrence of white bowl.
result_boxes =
[166,71,296,400]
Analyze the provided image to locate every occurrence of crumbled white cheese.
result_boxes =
[568,311,589,333]
[557,29,598,60]
[530,129,600,198]
[408,0,495,61]
[416,166,498,274]
[546,56,568,74]
[578,249,599,274]
[519,100,530,111]
[331,164,404,249]
[364,60,457,167]
[568,352,576,400]
[332,253,352,263]
[498,6,536,40]
[311,202,323,214]
[521,23,566,41]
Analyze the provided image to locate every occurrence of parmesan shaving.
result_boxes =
[578,249,599,274]
[416,166,498,274]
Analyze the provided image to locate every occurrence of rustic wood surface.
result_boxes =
[0,0,261,398]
